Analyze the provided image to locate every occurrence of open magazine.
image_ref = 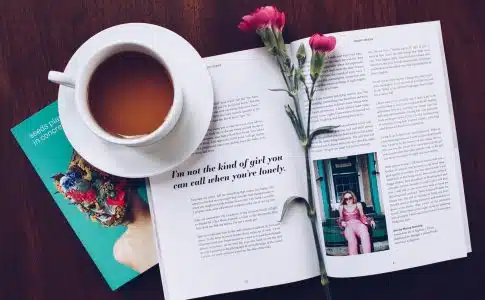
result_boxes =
[149,21,471,300]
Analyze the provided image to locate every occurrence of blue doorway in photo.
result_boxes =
[316,153,389,256]
[330,156,361,206]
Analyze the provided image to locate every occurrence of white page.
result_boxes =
[149,48,319,300]
[435,27,471,253]
[290,21,469,278]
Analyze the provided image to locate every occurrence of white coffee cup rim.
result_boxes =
[49,41,183,147]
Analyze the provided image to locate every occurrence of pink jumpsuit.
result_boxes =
[339,207,372,255]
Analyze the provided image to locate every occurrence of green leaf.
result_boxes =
[293,69,299,91]
[279,196,311,222]
[308,125,339,147]
[284,105,305,141]
[269,88,292,98]
[289,65,295,90]
[296,43,306,68]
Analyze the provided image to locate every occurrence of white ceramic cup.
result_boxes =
[48,42,183,147]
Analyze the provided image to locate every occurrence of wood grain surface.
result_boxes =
[1,0,483,299]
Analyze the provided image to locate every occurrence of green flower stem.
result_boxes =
[306,94,313,141]
[302,77,331,292]
[285,105,305,141]
[305,143,330,287]
[292,93,305,142]
[305,139,331,298]
[277,56,291,90]
[272,42,331,294]
[309,195,330,288]
[302,80,316,143]
[276,56,305,140]
[297,70,330,286]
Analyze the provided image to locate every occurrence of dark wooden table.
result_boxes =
[1,0,484,299]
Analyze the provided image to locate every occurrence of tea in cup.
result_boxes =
[48,42,183,146]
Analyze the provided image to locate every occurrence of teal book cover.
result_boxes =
[11,101,158,290]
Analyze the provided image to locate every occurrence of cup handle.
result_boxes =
[48,71,75,88]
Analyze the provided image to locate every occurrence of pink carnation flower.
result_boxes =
[309,33,336,53]
[238,6,285,32]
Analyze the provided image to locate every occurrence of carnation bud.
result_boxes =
[296,43,306,68]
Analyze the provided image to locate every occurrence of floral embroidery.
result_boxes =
[52,151,142,227]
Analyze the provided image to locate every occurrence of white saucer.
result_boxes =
[57,23,213,178]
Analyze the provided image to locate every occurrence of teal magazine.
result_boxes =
[11,101,158,290]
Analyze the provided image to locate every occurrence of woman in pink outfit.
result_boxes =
[337,191,376,255]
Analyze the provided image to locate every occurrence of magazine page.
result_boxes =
[11,102,158,290]
[290,21,470,277]
[148,48,319,300]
